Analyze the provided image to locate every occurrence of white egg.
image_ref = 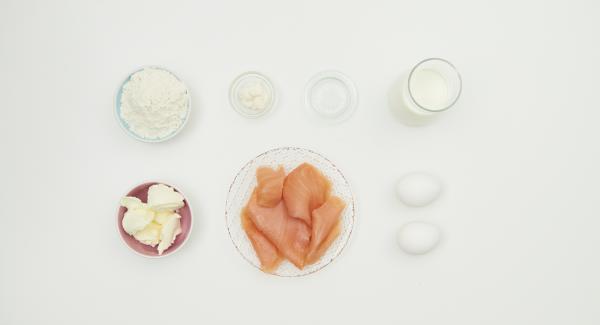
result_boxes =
[396,221,441,255]
[396,172,442,207]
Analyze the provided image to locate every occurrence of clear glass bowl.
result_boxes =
[229,71,276,118]
[305,71,358,123]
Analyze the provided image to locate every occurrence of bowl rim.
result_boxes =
[116,180,194,258]
[114,65,192,143]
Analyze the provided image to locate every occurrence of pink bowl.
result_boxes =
[117,182,193,258]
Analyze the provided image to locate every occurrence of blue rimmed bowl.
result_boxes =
[114,66,191,143]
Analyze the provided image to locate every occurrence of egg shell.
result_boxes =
[396,172,442,207]
[396,221,441,255]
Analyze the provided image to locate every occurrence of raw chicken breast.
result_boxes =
[256,166,285,208]
[306,196,346,265]
[282,163,331,226]
[241,208,282,272]
[246,191,311,269]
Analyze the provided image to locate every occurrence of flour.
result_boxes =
[120,67,189,140]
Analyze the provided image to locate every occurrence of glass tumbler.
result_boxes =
[390,58,462,125]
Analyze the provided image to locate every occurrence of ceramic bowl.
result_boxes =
[115,66,191,143]
[117,182,193,257]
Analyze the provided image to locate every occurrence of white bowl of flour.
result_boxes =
[115,66,191,142]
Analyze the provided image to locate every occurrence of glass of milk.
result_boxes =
[389,58,462,126]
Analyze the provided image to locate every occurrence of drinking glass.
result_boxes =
[390,58,462,125]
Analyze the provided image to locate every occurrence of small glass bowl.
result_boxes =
[304,71,358,123]
[229,71,276,118]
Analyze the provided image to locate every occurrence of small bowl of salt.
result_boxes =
[115,66,191,143]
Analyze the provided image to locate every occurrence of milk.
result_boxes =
[388,58,461,126]
[408,69,449,113]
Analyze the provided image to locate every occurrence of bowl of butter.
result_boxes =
[117,182,193,258]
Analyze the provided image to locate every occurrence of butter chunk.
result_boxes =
[122,208,154,235]
[134,222,162,247]
[157,217,182,255]
[154,211,182,225]
[120,196,144,210]
[147,184,184,211]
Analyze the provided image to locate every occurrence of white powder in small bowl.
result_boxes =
[237,81,271,112]
[229,72,275,118]
[119,67,190,141]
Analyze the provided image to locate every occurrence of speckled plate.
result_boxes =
[225,147,355,276]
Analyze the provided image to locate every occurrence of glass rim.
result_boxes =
[407,57,462,113]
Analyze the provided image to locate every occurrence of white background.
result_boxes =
[1,0,599,324]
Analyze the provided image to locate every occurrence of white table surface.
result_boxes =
[1,0,599,324]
